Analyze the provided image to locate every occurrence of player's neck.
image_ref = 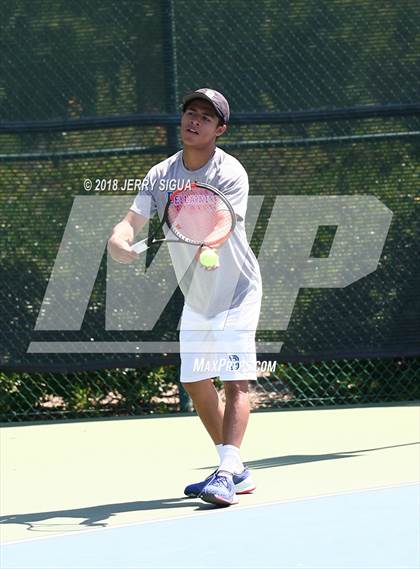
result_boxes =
[182,145,216,171]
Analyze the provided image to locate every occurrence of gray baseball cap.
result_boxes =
[182,88,230,124]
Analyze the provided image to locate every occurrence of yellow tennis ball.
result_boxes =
[199,248,219,268]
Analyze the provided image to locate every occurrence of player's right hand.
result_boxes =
[107,237,139,264]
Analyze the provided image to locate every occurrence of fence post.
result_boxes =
[161,0,179,155]
[161,0,193,412]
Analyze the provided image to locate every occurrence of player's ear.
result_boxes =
[215,123,227,138]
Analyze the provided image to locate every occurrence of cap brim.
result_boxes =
[182,93,224,122]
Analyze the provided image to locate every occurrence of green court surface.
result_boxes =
[1,405,419,568]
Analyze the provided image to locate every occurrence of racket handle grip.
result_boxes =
[131,240,148,254]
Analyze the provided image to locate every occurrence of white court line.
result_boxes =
[2,481,418,547]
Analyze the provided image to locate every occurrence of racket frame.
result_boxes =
[131,182,236,253]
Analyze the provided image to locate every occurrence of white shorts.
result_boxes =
[179,293,261,383]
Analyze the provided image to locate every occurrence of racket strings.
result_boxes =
[166,188,233,245]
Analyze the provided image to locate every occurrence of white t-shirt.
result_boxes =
[130,147,262,317]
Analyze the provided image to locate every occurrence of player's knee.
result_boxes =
[182,378,213,397]
[224,380,249,399]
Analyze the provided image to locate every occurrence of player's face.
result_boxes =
[181,100,226,148]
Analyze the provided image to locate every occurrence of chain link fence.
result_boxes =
[2,1,419,118]
[1,0,419,421]
[2,357,418,421]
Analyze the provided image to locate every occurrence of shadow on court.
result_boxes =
[0,497,216,534]
[198,441,419,470]
[1,441,417,534]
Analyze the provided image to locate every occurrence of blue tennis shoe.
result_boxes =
[184,468,255,498]
[199,471,238,506]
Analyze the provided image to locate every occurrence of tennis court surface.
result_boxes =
[1,404,419,568]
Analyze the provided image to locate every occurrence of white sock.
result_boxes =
[218,444,244,475]
[216,443,224,462]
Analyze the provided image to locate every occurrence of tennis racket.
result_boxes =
[131,182,236,254]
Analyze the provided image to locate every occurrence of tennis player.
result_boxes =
[108,88,262,506]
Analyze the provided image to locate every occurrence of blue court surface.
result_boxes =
[1,406,419,569]
[2,484,418,569]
